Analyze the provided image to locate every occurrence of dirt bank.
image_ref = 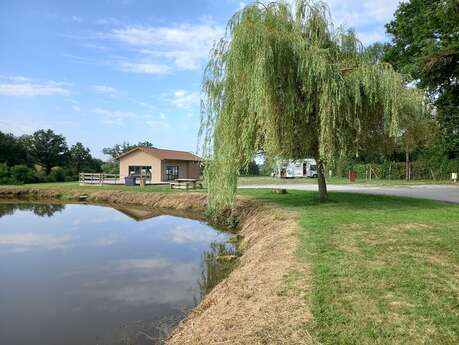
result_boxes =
[0,187,312,344]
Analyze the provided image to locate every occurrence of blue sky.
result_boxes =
[0,0,401,159]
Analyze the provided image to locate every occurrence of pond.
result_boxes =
[0,202,236,345]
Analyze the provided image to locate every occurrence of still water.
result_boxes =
[0,202,233,345]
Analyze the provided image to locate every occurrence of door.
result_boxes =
[166,165,179,181]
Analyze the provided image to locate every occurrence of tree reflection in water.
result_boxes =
[0,203,65,218]
[199,239,239,298]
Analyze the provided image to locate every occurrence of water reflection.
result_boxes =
[0,202,65,218]
[0,202,234,345]
[199,241,240,297]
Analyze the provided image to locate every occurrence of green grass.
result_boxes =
[237,175,457,186]
[240,189,459,345]
[0,181,180,193]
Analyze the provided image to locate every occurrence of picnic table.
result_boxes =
[170,178,203,190]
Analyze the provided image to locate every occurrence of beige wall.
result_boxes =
[119,151,161,181]
[119,151,201,182]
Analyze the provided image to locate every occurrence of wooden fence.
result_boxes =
[79,173,121,185]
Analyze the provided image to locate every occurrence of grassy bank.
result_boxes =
[0,181,175,193]
[240,189,459,345]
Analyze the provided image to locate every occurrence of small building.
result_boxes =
[117,147,201,183]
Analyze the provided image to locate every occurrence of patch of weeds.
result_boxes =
[205,208,240,232]
[199,240,241,297]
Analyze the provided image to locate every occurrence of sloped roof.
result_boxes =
[117,146,201,161]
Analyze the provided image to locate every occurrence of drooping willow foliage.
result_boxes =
[200,0,425,212]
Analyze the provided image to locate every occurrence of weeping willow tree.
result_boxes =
[200,0,425,212]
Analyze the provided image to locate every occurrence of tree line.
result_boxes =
[0,129,103,184]
[0,129,157,185]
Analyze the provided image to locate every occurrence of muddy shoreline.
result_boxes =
[0,187,312,344]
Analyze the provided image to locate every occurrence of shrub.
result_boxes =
[0,163,12,184]
[101,161,119,174]
[349,158,459,181]
[9,165,37,184]
[50,167,66,182]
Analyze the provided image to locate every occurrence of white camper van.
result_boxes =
[276,159,318,178]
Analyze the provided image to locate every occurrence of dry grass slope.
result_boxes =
[168,201,313,345]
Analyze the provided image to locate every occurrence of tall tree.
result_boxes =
[102,141,154,160]
[399,105,434,180]
[102,142,135,160]
[200,0,424,211]
[69,142,92,175]
[0,131,27,166]
[137,141,155,148]
[384,0,459,157]
[28,129,68,174]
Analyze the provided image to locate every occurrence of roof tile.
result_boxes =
[117,147,201,161]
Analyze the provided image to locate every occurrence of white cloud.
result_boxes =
[71,15,83,23]
[168,224,219,244]
[93,107,168,128]
[146,118,169,129]
[0,119,73,135]
[0,75,31,82]
[81,42,111,51]
[0,233,71,249]
[93,108,137,125]
[276,0,400,45]
[95,17,123,26]
[72,105,81,112]
[0,81,71,96]
[91,84,118,95]
[108,22,224,71]
[172,89,200,109]
[119,62,172,74]
[325,0,400,45]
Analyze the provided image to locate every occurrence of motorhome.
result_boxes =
[275,159,318,178]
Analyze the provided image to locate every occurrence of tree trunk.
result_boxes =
[317,158,328,201]
[405,150,410,181]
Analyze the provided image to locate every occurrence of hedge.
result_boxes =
[346,159,459,180]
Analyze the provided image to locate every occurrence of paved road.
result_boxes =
[239,183,459,204]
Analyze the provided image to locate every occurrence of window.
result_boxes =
[128,166,152,178]
[166,165,179,181]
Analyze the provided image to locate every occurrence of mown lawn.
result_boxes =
[241,189,459,345]
[237,175,456,186]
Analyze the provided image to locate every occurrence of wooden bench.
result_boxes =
[170,179,203,190]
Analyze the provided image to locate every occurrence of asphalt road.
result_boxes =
[239,183,459,204]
